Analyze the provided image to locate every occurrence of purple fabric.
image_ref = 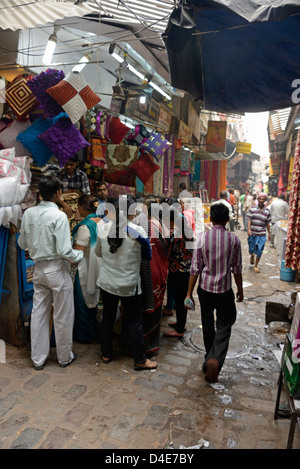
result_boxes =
[27,69,65,118]
[141,131,171,161]
[38,117,90,167]
[96,111,103,137]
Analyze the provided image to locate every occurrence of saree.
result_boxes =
[72,215,102,342]
[142,218,168,354]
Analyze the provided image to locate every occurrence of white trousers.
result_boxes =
[31,258,75,366]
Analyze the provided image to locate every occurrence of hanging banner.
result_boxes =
[180,148,190,176]
[178,120,191,143]
[157,106,172,132]
[236,141,252,154]
[206,121,227,153]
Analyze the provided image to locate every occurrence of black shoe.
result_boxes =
[59,353,77,368]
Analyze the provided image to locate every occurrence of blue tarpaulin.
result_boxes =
[164,0,300,113]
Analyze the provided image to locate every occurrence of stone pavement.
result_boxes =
[1,229,300,450]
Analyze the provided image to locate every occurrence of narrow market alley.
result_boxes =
[0,228,299,451]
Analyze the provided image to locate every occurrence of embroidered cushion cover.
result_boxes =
[38,116,90,167]
[27,69,65,118]
[108,117,130,144]
[16,117,55,167]
[129,152,159,184]
[105,144,139,171]
[141,131,171,161]
[5,75,39,120]
[46,71,100,124]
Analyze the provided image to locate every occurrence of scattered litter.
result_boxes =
[269,276,280,279]
[243,281,252,288]
[227,437,237,448]
[223,409,235,418]
[179,438,210,449]
[265,263,276,266]
[169,410,182,416]
[218,394,232,405]
[123,369,129,373]
[252,355,262,360]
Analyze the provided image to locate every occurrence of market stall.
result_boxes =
[0,67,183,344]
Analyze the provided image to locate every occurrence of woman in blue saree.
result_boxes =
[72,195,103,343]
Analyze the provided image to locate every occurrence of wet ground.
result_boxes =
[0,228,300,450]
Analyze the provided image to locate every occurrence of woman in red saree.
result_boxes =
[140,197,169,355]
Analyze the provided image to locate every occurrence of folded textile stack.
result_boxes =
[0,148,31,227]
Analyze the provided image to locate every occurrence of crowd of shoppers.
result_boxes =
[18,174,289,385]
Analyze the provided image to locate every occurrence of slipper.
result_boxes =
[134,359,157,371]
[163,329,184,338]
[162,308,174,316]
[101,355,111,364]
[253,266,260,273]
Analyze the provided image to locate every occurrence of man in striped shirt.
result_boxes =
[185,203,243,383]
[247,193,271,273]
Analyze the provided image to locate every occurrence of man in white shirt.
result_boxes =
[178,183,193,199]
[269,194,289,246]
[212,191,233,230]
[18,175,84,370]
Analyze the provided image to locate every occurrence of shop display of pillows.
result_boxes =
[37,116,90,167]
[129,152,159,184]
[5,75,39,120]
[16,117,55,167]
[46,71,100,124]
[0,120,32,157]
[105,144,139,171]
[141,130,171,161]
[108,117,130,144]
[27,68,65,118]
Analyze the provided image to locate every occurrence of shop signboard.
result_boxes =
[206,120,227,153]
[236,141,252,154]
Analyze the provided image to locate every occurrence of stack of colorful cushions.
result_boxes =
[0,70,100,168]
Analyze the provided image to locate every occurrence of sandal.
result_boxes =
[253,266,260,273]
[101,355,111,364]
[168,321,177,328]
[250,254,255,265]
[134,359,157,371]
[163,329,184,338]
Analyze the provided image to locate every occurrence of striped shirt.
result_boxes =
[247,206,271,236]
[57,168,91,195]
[190,225,242,293]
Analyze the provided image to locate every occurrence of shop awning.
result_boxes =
[0,0,97,31]
[164,0,300,113]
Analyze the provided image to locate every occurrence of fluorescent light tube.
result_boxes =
[111,51,171,100]
[72,55,90,72]
[149,81,171,100]
[112,52,124,64]
[42,33,57,65]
